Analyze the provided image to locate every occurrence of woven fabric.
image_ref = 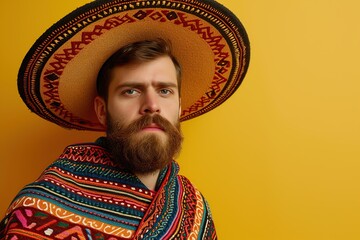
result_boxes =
[0,142,216,239]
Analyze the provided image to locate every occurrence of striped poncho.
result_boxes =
[0,141,216,239]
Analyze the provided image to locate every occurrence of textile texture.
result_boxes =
[0,142,216,239]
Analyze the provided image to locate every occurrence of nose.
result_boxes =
[140,91,160,115]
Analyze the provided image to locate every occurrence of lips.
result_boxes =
[142,123,164,131]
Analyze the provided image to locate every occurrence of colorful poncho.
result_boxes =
[0,140,216,239]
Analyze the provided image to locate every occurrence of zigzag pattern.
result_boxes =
[177,176,198,237]
[40,3,234,127]
[59,144,115,166]
[4,208,119,239]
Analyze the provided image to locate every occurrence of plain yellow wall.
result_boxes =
[1,1,360,239]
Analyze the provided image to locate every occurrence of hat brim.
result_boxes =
[18,0,250,131]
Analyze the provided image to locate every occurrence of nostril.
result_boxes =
[142,106,160,114]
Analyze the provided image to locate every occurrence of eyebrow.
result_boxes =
[115,81,178,91]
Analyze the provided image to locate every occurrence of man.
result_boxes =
[1,38,216,239]
[1,0,250,239]
[95,39,183,186]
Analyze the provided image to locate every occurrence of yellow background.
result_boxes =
[1,1,360,239]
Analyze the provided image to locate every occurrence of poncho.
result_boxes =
[0,140,216,239]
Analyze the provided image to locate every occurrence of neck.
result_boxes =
[135,170,160,191]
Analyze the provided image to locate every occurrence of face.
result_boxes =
[97,56,180,131]
[94,56,183,173]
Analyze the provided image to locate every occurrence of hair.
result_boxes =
[96,38,182,101]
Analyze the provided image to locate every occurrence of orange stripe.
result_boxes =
[7,228,54,240]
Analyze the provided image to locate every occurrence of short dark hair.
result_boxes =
[96,38,181,101]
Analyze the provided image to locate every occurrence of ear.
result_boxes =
[94,96,107,127]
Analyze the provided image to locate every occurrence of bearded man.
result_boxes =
[96,39,184,183]
[0,0,250,239]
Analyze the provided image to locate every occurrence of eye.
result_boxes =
[122,89,140,96]
[159,89,172,95]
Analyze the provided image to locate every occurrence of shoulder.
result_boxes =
[2,141,114,214]
[176,175,217,237]
[177,175,211,208]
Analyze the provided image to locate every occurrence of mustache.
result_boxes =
[109,114,179,135]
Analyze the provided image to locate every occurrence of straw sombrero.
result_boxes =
[18,0,250,131]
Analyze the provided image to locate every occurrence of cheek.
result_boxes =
[108,96,136,113]
[109,100,145,124]
[164,102,181,124]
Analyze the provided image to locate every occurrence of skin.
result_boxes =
[94,56,181,190]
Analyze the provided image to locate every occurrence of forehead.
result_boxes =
[109,56,178,86]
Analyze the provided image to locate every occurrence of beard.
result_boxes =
[106,114,183,174]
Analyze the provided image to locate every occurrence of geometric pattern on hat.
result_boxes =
[18,0,250,130]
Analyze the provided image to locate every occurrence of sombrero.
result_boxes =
[18,0,250,131]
